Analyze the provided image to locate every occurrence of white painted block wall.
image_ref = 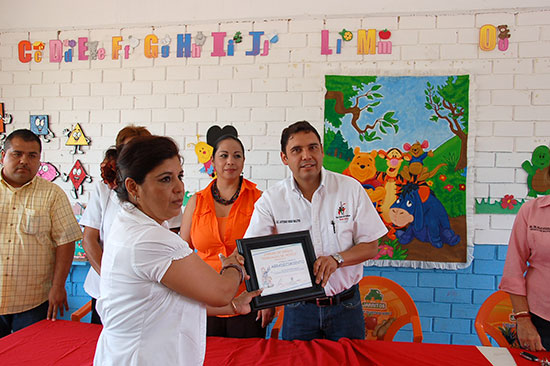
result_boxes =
[1,9,550,247]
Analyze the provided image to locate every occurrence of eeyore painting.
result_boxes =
[389,182,460,248]
[323,75,469,268]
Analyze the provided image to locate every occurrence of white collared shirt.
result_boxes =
[94,204,206,366]
[245,168,387,296]
[80,181,121,299]
[81,182,183,299]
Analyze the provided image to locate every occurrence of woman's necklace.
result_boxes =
[212,176,243,205]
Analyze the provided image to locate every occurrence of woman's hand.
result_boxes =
[219,249,250,282]
[232,289,263,315]
[219,248,245,267]
[517,317,546,351]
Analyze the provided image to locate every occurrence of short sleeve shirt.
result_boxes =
[79,181,122,299]
[499,195,550,321]
[80,181,183,299]
[0,174,83,314]
[245,168,387,296]
[94,204,206,366]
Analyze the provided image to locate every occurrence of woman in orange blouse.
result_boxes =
[181,131,274,338]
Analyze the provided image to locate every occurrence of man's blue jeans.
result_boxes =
[282,286,365,341]
[0,301,49,338]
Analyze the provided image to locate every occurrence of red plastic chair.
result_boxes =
[474,290,519,347]
[71,300,92,322]
[270,306,284,339]
[359,276,423,342]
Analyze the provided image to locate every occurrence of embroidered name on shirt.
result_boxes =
[335,214,350,222]
[529,225,550,232]
[276,219,301,224]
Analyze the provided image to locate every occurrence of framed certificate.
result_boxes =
[236,230,326,310]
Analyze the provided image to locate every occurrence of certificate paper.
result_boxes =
[237,231,326,310]
[251,243,312,296]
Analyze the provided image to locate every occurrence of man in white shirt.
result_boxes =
[245,121,387,341]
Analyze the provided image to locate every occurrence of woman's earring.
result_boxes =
[134,195,138,201]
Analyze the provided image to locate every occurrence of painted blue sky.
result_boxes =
[326,75,464,152]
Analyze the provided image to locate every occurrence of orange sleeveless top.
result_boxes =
[190,178,262,296]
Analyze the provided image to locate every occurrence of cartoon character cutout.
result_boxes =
[30,115,55,142]
[189,138,215,177]
[36,162,60,182]
[63,160,92,198]
[64,123,91,154]
[522,145,550,197]
[1,103,13,141]
[188,125,239,179]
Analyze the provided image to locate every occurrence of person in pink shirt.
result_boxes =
[500,184,550,352]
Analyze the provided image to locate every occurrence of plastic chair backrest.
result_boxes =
[270,306,284,339]
[71,300,92,322]
[474,290,519,347]
[359,276,423,342]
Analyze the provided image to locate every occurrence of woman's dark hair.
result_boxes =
[100,147,119,189]
[212,135,245,159]
[115,135,181,202]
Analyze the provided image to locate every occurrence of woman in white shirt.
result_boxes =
[81,125,152,324]
[94,135,258,366]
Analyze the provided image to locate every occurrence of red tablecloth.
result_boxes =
[1,320,549,366]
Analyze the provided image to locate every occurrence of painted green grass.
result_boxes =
[323,154,348,173]
[475,197,526,214]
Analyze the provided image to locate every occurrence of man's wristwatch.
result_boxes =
[331,253,344,268]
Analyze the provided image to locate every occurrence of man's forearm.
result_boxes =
[339,240,379,266]
[52,242,76,288]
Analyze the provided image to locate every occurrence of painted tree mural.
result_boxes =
[424,75,469,171]
[324,130,354,161]
[325,76,399,142]
[323,75,470,269]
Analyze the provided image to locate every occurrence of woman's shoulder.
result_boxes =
[242,178,262,196]
[193,181,215,201]
[521,195,550,213]
[126,217,191,251]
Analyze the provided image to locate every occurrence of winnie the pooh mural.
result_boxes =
[323,75,471,269]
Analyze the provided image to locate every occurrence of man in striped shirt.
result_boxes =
[0,129,82,337]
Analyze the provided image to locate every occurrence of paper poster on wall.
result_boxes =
[0,102,13,139]
[30,115,55,142]
[522,144,550,197]
[72,202,87,260]
[323,75,472,269]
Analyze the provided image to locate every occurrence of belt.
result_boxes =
[305,284,357,307]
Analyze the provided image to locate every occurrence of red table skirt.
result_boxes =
[1,320,549,366]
